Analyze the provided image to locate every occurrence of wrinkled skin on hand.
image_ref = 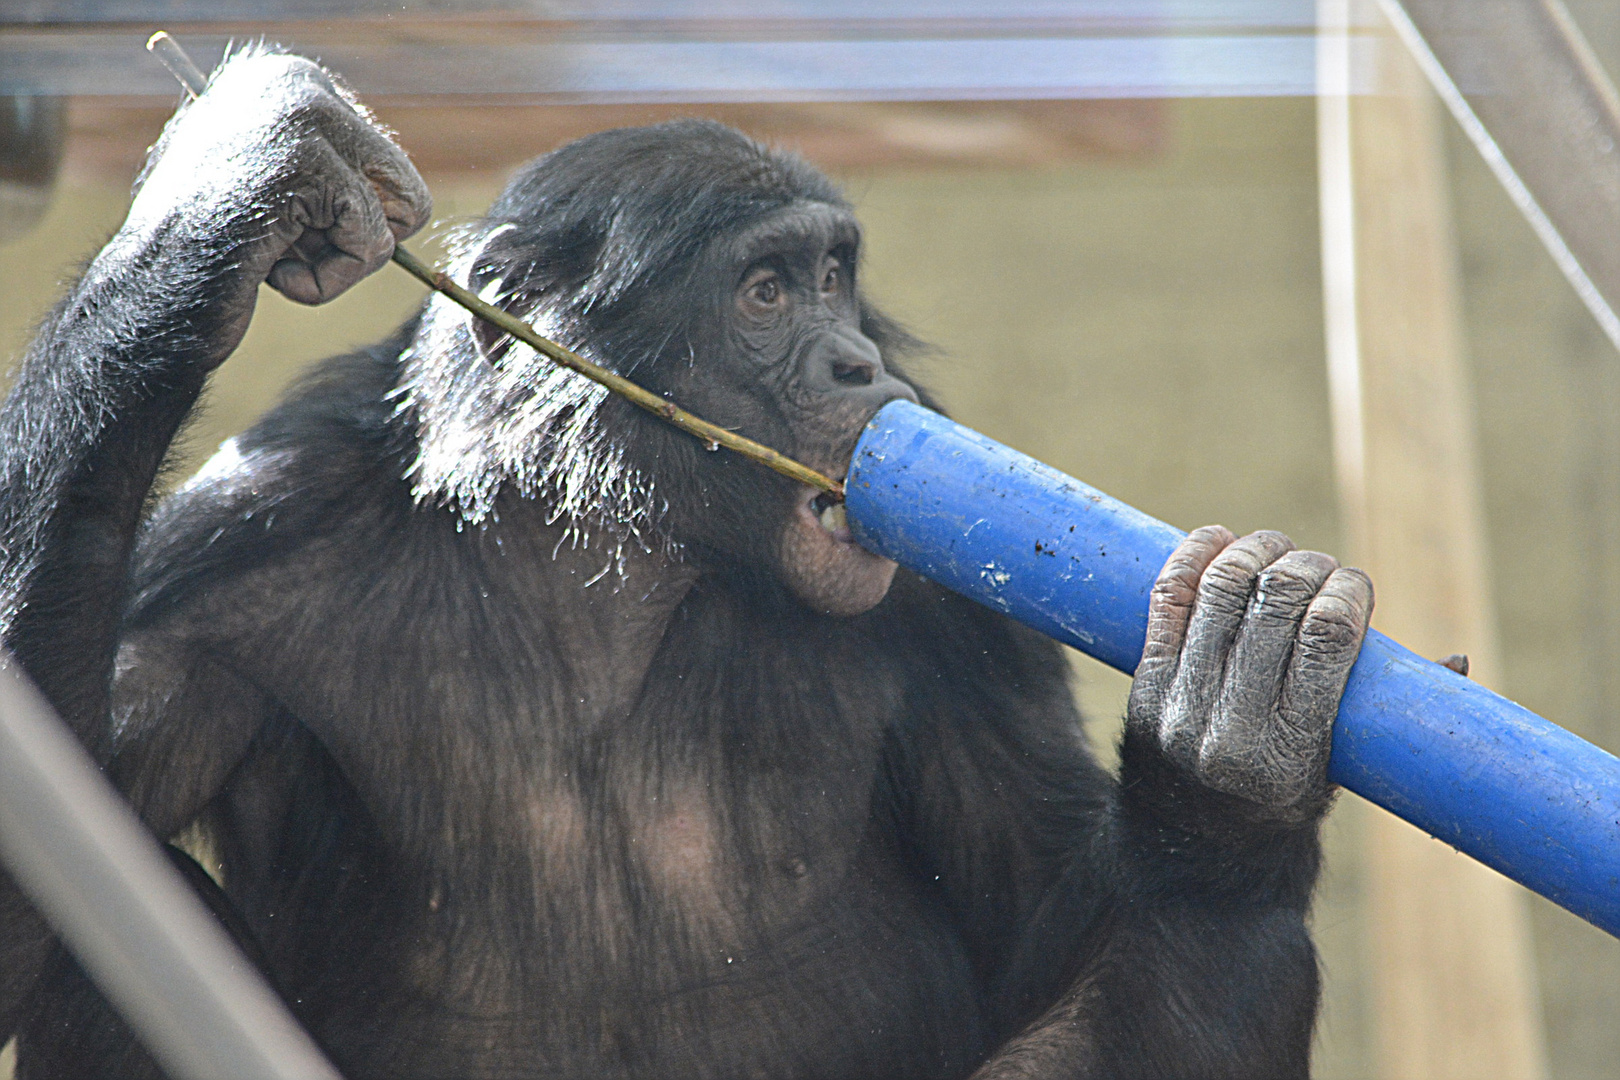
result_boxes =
[122,49,431,360]
[1127,526,1375,827]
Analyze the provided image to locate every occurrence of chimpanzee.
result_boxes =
[0,49,1373,1080]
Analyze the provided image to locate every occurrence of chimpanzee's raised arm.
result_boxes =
[0,48,427,729]
[0,45,428,1037]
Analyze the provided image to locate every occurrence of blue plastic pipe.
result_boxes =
[846,400,1620,937]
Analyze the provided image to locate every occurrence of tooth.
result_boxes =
[818,502,848,533]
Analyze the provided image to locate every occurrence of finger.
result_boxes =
[265,193,384,304]
[1276,565,1374,753]
[306,90,432,243]
[263,194,323,304]
[1197,550,1337,794]
[1213,549,1339,728]
[1127,525,1235,730]
[365,159,433,244]
[265,144,393,304]
[323,174,397,277]
[1156,530,1295,763]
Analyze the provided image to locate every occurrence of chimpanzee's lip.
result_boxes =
[804,486,854,545]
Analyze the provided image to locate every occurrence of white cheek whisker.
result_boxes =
[394,243,670,582]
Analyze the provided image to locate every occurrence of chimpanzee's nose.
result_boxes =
[833,356,876,385]
[831,348,877,386]
[810,326,907,394]
[804,325,918,411]
[806,326,881,388]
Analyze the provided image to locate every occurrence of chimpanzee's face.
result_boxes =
[667,201,916,615]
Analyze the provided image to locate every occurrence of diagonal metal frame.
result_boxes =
[1379,0,1620,354]
[0,656,343,1080]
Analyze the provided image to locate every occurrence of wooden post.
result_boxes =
[1316,2,1549,1077]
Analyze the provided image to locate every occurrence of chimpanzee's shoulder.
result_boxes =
[126,323,425,631]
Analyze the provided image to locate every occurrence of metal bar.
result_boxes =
[846,399,1620,938]
[1,0,1322,29]
[0,653,344,1080]
[1,29,1356,100]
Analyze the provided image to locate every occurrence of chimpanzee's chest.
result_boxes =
[250,579,992,1078]
[356,800,988,1080]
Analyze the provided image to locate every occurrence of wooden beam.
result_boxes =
[56,98,1167,187]
[1317,2,1548,1077]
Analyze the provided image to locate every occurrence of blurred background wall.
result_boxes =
[3,33,1620,1077]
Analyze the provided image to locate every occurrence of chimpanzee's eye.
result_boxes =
[822,265,840,293]
[746,276,781,307]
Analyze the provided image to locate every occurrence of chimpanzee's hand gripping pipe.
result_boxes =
[846,399,1620,938]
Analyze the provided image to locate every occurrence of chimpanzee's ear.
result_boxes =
[468,287,545,369]
[461,218,603,368]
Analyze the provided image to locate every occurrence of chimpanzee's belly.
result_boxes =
[311,855,991,1080]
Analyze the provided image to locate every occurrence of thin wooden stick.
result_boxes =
[146,32,846,501]
[388,248,846,495]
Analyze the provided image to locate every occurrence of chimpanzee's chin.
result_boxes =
[779,490,900,616]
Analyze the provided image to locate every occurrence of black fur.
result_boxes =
[0,116,1323,1079]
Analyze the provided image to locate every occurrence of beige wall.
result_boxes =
[1448,114,1620,1078]
[3,93,1618,1077]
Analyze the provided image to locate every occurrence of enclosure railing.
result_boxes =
[0,655,343,1080]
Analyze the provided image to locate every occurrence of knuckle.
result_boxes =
[1300,598,1364,651]
[1257,563,1309,595]
[1199,553,1260,602]
[1256,551,1336,599]
[263,61,335,107]
[1337,566,1375,603]
[254,53,323,77]
[1185,524,1236,551]
[1242,530,1296,562]
[1202,531,1297,599]
[278,55,341,96]
[1156,527,1233,585]
[369,160,427,198]
[1286,549,1339,575]
[1150,572,1198,608]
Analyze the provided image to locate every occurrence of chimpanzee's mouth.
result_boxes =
[808,490,853,543]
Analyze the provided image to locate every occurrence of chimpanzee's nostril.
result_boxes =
[832,360,876,386]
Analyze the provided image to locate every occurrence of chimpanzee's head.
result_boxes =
[399,119,919,615]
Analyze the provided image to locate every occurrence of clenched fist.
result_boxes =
[1126,526,1374,828]
[112,47,431,363]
